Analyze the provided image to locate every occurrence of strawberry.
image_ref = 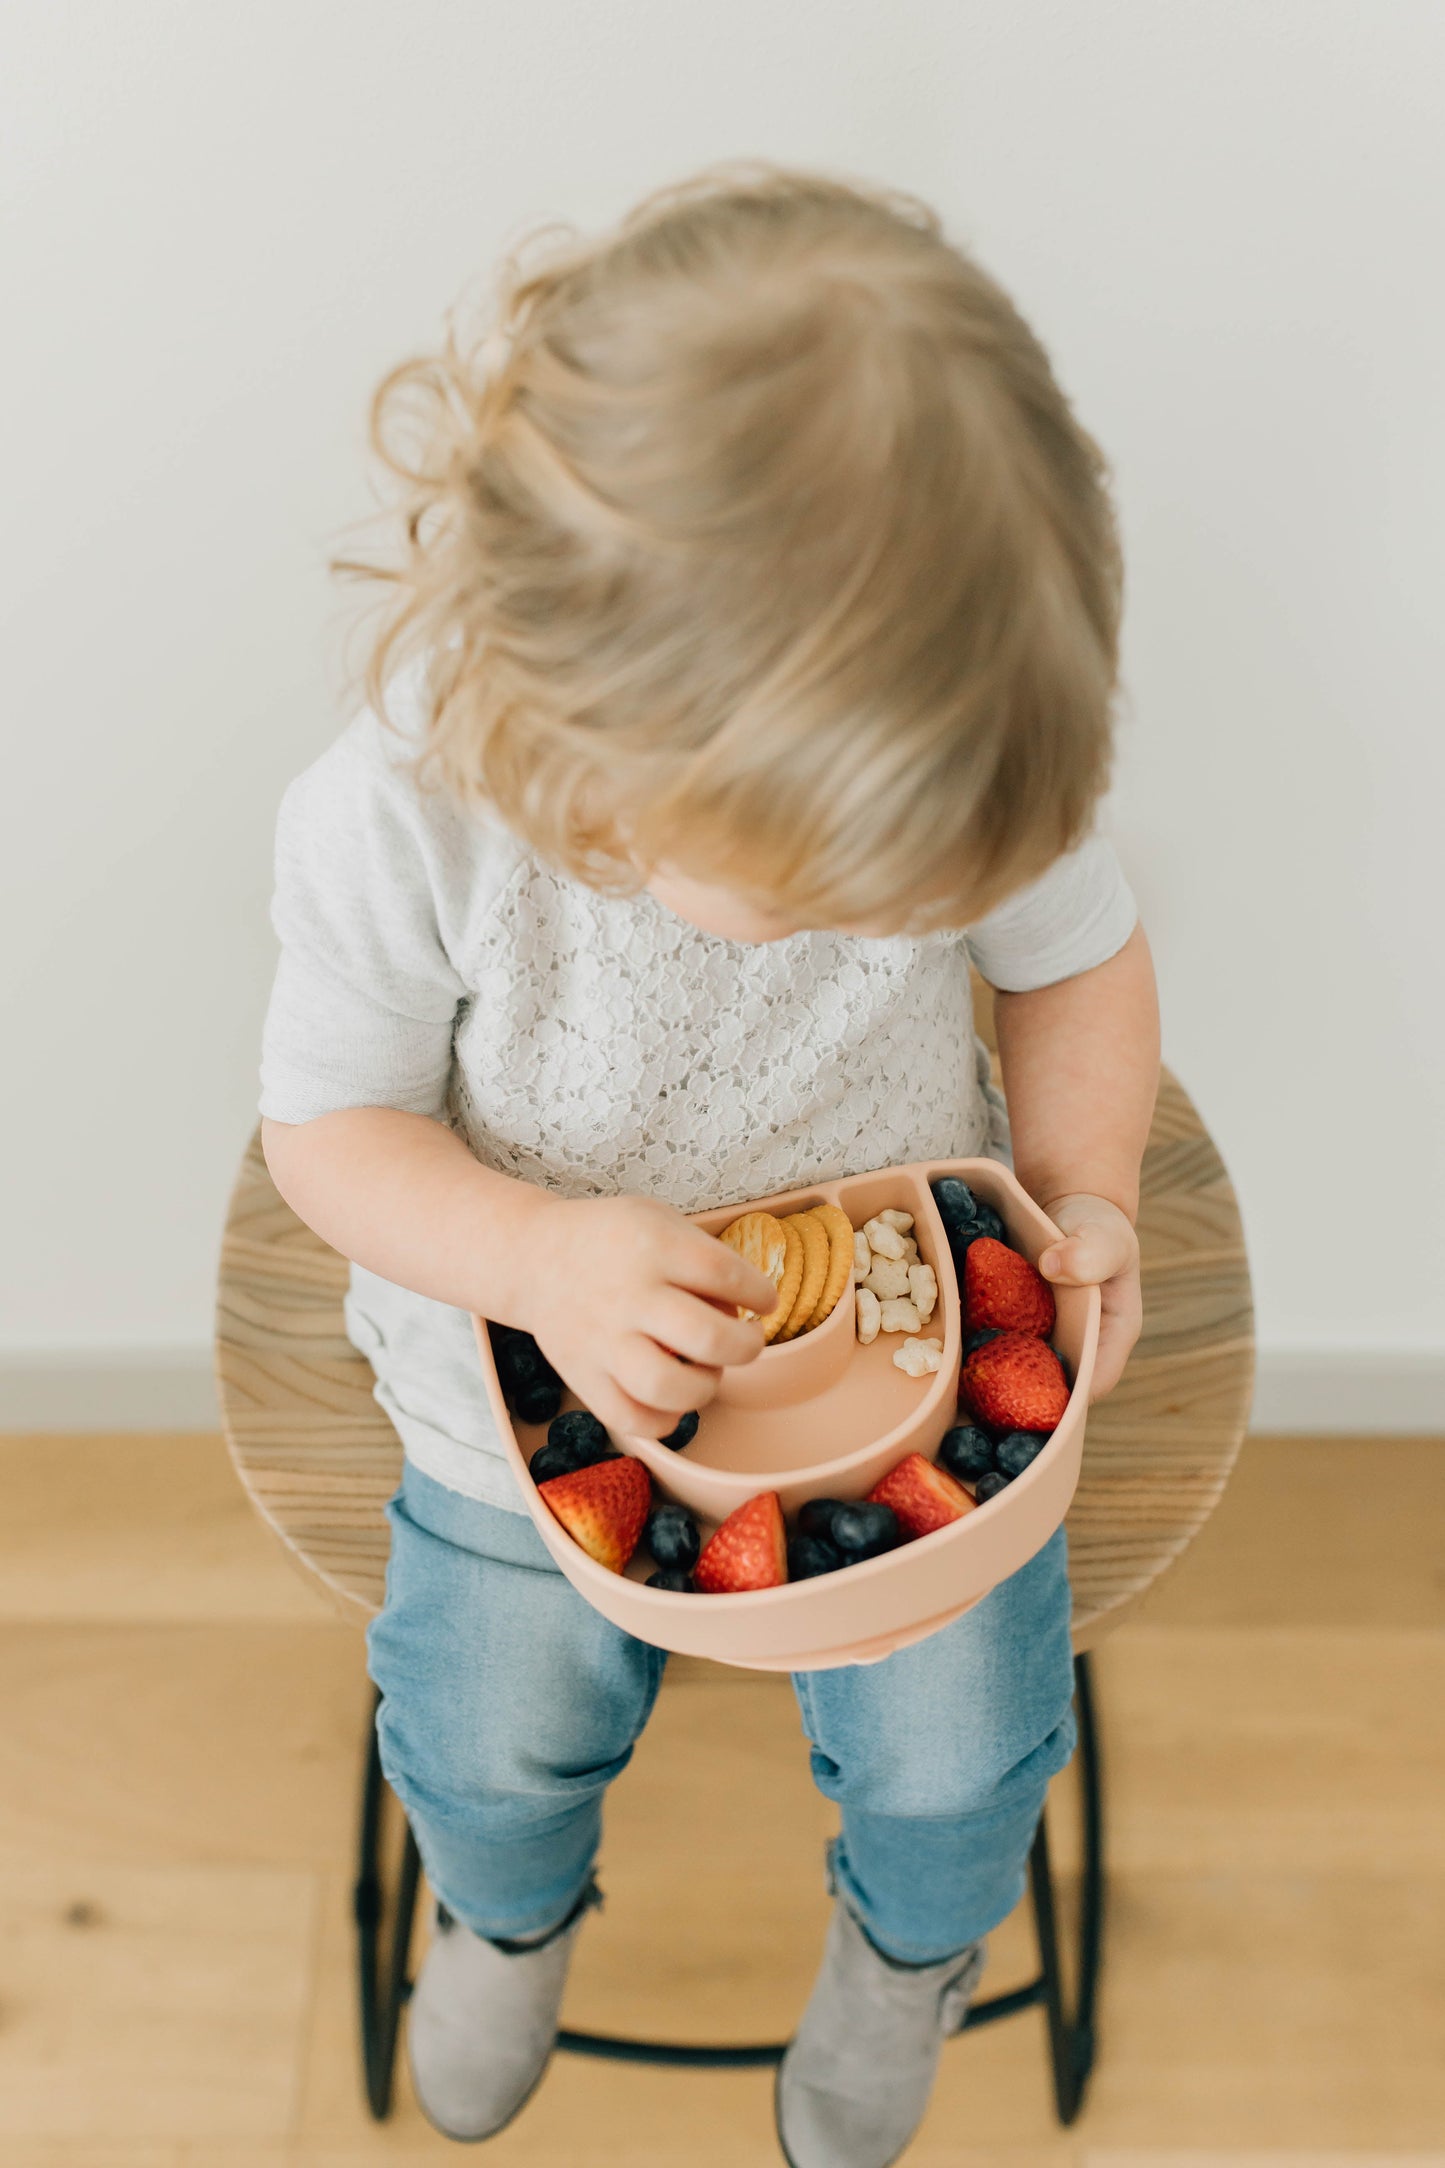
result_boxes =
[695,1491,788,1593]
[866,1452,977,1539]
[964,1237,1056,1339]
[960,1331,1070,1432]
[538,1455,651,1574]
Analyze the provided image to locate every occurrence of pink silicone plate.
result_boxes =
[473,1160,1099,1672]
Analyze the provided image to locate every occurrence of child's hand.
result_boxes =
[518,1195,776,1440]
[1036,1193,1142,1401]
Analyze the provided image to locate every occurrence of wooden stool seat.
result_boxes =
[216,1065,1254,1646]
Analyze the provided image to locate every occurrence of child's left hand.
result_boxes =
[1035,1193,1141,1401]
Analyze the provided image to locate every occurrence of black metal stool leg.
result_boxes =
[352,1652,1105,2116]
[1022,1649,1105,2123]
[355,1689,422,2119]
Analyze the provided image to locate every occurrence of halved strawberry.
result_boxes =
[964,1237,1056,1339]
[960,1331,1069,1432]
[538,1456,651,1574]
[695,1491,788,1593]
[866,1452,977,1539]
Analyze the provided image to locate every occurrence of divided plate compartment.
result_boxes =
[473,1159,1100,1672]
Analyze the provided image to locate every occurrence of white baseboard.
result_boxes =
[0,1344,1440,1436]
[0,1349,220,1431]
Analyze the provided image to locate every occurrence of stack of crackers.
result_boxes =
[720,1204,854,1341]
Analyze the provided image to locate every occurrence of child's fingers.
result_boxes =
[1088,1314,1134,1401]
[644,1288,767,1371]
[592,1379,708,1441]
[615,1334,722,1422]
[1087,1278,1144,1400]
[1037,1218,1135,1287]
[585,1344,720,1439]
[668,1224,778,1318]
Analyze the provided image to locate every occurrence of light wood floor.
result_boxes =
[0,1431,1441,2167]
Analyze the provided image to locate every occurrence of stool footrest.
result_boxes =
[558,2030,784,2069]
[552,1972,1050,2070]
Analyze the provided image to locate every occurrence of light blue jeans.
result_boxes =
[367,1459,1077,1966]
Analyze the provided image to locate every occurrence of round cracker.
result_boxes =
[777,1209,830,1340]
[759,1216,805,1341]
[719,1209,795,1335]
[804,1202,856,1330]
[719,1210,787,1285]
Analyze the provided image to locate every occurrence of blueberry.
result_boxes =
[490,1323,539,1383]
[930,1178,1006,1253]
[938,1424,996,1483]
[548,1408,610,1453]
[544,1409,614,1465]
[529,1409,618,1485]
[829,1501,901,1561]
[490,1325,564,1425]
[513,1377,565,1425]
[646,1502,700,1571]
[930,1176,976,1227]
[973,1470,1012,1504]
[994,1430,1050,1479]
[964,1325,1002,1357]
[787,1533,846,1580]
[659,1410,700,1452]
[797,1497,846,1544]
[529,1437,619,1486]
[646,1568,696,1592]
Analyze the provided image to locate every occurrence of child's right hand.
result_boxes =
[261,1109,774,1438]
[517,1194,776,1439]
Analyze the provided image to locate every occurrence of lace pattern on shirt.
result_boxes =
[448,856,991,1214]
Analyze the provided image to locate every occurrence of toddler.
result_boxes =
[260,165,1159,2165]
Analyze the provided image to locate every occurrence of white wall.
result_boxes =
[3,0,1442,1426]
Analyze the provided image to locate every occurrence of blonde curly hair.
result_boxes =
[332,162,1123,931]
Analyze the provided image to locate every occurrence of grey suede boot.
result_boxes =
[407,1885,599,2142]
[775,1899,986,2168]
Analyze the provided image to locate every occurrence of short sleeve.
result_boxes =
[964,835,1138,993]
[258,707,470,1125]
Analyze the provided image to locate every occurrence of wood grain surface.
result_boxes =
[214,1067,1254,1644]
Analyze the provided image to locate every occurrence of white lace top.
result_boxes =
[260,673,1137,1511]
